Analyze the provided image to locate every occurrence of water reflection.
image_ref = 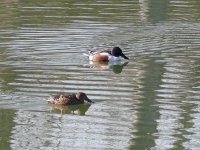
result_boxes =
[128,59,164,149]
[0,109,16,150]
[0,65,16,92]
[86,61,129,74]
[154,57,200,150]
[49,103,91,115]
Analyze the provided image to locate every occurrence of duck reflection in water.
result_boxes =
[49,103,91,115]
[88,61,129,74]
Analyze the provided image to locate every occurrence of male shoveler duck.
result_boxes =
[84,47,129,62]
[47,92,93,105]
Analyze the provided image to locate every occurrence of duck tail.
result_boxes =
[47,96,53,102]
[83,50,94,57]
[83,53,90,57]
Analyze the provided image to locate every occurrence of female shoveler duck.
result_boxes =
[84,47,129,62]
[47,92,93,105]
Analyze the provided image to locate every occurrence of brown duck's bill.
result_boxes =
[84,97,94,103]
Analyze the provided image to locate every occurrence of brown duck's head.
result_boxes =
[76,92,93,103]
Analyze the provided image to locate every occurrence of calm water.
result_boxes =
[0,0,200,150]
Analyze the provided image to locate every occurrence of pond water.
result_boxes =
[0,0,200,150]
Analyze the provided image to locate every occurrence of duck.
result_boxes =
[84,47,129,62]
[47,92,93,105]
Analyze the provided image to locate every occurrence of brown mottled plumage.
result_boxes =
[47,92,93,105]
